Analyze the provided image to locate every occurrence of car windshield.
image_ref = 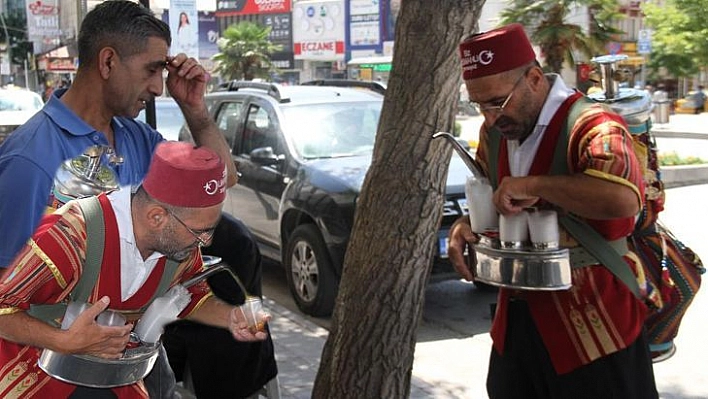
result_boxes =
[281,101,382,159]
[0,90,43,112]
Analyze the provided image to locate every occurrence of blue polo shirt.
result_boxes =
[0,89,164,267]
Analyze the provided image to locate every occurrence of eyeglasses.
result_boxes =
[469,69,530,115]
[166,208,215,247]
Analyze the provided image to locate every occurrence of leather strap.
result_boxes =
[568,237,629,268]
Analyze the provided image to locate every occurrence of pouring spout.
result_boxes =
[180,256,252,299]
[181,263,228,288]
[432,132,486,179]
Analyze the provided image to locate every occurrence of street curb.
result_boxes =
[662,165,708,189]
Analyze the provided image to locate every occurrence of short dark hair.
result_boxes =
[77,0,171,69]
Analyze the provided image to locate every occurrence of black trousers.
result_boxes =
[487,299,659,399]
[163,214,278,398]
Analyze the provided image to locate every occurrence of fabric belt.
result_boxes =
[568,238,629,268]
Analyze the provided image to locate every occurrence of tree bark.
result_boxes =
[313,1,484,398]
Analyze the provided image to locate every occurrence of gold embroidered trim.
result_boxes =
[183,292,215,319]
[569,307,601,360]
[584,169,642,204]
[584,303,618,354]
[0,307,22,316]
[29,240,67,289]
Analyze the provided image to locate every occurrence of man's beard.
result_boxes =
[157,223,196,262]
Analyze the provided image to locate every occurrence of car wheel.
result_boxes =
[284,224,338,317]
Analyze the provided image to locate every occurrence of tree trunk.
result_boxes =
[313,1,484,398]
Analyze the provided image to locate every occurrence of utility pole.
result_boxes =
[139,0,156,129]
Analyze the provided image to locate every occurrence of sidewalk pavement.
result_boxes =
[265,298,444,399]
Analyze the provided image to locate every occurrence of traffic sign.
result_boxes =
[638,29,652,55]
[606,41,622,55]
[638,40,652,54]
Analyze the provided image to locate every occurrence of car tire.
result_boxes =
[284,224,338,317]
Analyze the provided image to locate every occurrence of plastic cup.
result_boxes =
[97,310,127,327]
[499,212,529,247]
[527,210,559,250]
[240,297,268,334]
[465,176,498,233]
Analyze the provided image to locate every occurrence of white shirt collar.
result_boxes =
[507,74,575,176]
[107,187,163,301]
[536,74,576,127]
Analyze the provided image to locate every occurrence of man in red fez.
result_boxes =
[448,23,658,398]
[0,142,268,398]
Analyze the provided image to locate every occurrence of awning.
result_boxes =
[347,55,393,66]
[618,56,645,67]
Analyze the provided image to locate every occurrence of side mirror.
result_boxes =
[250,147,283,166]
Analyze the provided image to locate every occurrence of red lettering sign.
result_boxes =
[216,0,290,16]
[28,0,58,16]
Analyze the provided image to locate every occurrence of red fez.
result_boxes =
[143,142,226,208]
[459,23,536,80]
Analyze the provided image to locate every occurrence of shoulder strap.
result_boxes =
[558,214,640,297]
[143,258,181,312]
[548,97,592,176]
[27,196,106,324]
[551,98,641,298]
[72,196,106,302]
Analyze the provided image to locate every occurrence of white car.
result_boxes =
[136,97,184,141]
[0,87,44,144]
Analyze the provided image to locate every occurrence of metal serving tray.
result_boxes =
[473,236,572,291]
[38,333,159,388]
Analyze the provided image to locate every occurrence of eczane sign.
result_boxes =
[292,0,345,61]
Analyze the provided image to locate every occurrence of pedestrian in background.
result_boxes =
[449,23,658,398]
[692,85,706,113]
[586,71,603,95]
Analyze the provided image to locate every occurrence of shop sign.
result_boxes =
[46,57,76,72]
[216,0,290,16]
[294,40,344,59]
[292,0,345,60]
[26,0,60,39]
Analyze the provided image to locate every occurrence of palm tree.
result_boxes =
[501,0,624,73]
[212,22,282,81]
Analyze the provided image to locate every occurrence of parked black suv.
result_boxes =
[180,81,469,316]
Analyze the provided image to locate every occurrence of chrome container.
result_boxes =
[52,145,122,207]
[38,333,159,388]
[588,54,653,125]
[473,236,572,291]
